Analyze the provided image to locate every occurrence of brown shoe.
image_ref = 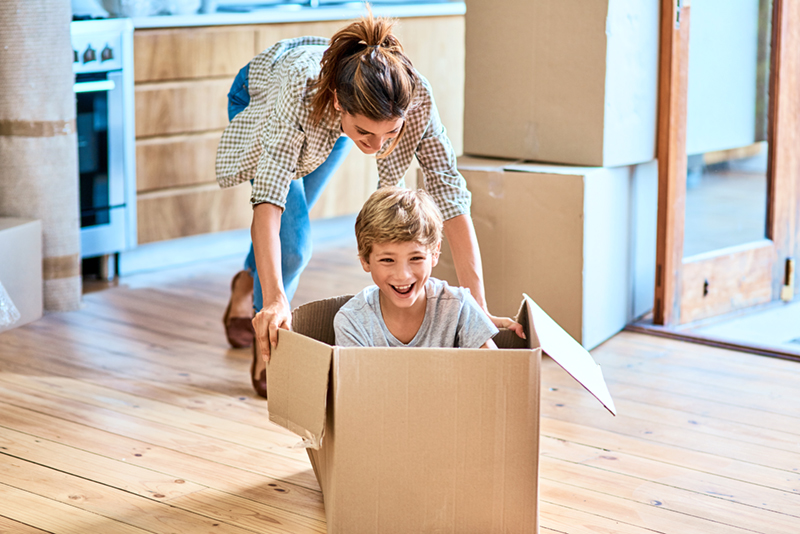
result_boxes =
[251,340,267,399]
[223,270,255,348]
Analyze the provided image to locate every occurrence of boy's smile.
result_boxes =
[361,240,440,313]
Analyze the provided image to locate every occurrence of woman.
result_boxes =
[217,12,522,398]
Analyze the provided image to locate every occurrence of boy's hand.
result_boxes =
[488,314,526,339]
[252,295,292,363]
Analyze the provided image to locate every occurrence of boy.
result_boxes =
[334,187,499,349]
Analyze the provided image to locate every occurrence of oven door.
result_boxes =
[75,70,128,258]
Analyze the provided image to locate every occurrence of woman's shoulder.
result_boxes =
[250,36,328,82]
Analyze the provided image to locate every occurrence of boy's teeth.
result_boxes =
[393,284,413,293]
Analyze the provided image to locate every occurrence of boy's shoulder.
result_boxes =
[427,277,473,303]
[335,285,380,318]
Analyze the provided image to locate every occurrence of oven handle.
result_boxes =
[74,80,116,93]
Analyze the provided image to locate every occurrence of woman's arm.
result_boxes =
[251,202,292,362]
[442,214,487,309]
[444,214,526,339]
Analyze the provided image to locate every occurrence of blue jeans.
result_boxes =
[228,64,353,311]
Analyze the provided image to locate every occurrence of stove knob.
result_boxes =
[83,45,96,64]
[101,44,114,62]
[73,49,79,63]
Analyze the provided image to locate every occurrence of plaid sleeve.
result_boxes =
[414,86,471,220]
[250,69,307,209]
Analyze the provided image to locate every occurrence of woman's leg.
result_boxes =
[223,64,257,348]
[227,64,250,121]
[252,135,354,310]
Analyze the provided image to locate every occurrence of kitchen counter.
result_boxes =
[130,1,465,28]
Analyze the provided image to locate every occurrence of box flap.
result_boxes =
[523,294,617,415]
[267,329,333,448]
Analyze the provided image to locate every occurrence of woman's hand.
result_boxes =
[252,294,292,363]
[489,314,526,339]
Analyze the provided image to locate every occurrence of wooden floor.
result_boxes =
[1,236,799,534]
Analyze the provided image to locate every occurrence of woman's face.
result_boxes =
[340,112,404,155]
[335,94,404,155]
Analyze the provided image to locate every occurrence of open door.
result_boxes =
[654,0,799,328]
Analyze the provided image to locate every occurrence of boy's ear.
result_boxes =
[431,242,441,267]
[359,255,371,273]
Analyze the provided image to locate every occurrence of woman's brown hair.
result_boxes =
[310,8,420,157]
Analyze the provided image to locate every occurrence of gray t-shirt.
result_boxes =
[333,277,499,348]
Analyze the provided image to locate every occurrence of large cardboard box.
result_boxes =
[431,156,657,350]
[268,294,615,534]
[464,0,660,167]
[0,218,43,333]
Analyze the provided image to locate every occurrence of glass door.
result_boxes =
[653,0,798,326]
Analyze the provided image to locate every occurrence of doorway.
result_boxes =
[631,0,800,359]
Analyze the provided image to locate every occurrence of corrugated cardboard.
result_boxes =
[430,156,657,350]
[464,0,660,166]
[0,218,43,333]
[268,294,615,534]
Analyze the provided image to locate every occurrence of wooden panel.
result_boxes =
[136,131,222,192]
[254,20,347,52]
[653,0,690,325]
[768,0,800,299]
[679,242,775,324]
[132,17,465,227]
[134,26,258,82]
[136,184,252,243]
[135,79,230,138]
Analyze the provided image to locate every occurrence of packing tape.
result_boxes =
[43,254,81,280]
[0,119,75,137]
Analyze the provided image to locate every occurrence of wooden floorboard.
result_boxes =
[1,238,798,533]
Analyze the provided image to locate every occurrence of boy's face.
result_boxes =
[361,240,440,311]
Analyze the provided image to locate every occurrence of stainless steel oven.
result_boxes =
[71,18,136,275]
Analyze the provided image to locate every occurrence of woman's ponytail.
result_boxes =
[311,9,419,155]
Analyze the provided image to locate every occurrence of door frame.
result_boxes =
[652,0,799,328]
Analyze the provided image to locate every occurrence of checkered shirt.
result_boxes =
[215,36,471,220]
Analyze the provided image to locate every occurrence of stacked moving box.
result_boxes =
[436,0,662,348]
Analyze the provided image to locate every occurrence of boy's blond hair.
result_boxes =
[355,187,443,262]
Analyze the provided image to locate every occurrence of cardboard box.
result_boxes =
[431,156,657,350]
[464,0,660,167]
[268,294,615,534]
[0,218,43,333]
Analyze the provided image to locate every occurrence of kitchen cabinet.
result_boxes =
[133,16,464,245]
